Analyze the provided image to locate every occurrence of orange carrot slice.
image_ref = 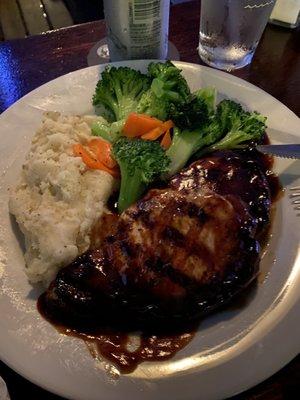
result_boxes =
[161,129,172,150]
[141,120,174,140]
[73,144,119,178]
[141,126,163,140]
[122,112,163,137]
[87,138,117,169]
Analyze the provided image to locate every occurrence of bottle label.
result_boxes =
[132,0,161,23]
[129,0,163,58]
[103,0,169,61]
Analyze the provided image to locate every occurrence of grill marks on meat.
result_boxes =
[170,150,271,230]
[123,190,253,288]
[40,150,271,329]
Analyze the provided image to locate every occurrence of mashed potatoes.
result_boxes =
[9,112,116,285]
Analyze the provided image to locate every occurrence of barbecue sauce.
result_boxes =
[49,325,195,374]
[88,331,194,374]
[37,146,282,375]
[37,290,196,374]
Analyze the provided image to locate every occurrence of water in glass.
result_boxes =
[198,0,276,71]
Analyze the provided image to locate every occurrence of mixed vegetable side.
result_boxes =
[73,61,267,213]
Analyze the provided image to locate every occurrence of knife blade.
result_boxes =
[256,144,300,159]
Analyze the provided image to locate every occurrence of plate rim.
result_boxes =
[1,60,299,122]
[0,60,299,400]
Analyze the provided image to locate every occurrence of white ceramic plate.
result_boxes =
[0,61,299,400]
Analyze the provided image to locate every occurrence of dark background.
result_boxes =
[63,0,104,23]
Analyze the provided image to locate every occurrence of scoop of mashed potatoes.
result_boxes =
[9,112,116,285]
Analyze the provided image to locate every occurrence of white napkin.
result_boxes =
[271,0,300,24]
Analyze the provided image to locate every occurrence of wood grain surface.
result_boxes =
[0,0,299,115]
[0,0,74,40]
[0,1,299,399]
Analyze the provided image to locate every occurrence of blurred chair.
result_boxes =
[0,0,75,40]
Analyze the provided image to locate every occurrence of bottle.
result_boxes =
[269,0,300,28]
[103,0,170,61]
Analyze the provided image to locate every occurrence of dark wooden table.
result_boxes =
[0,1,299,399]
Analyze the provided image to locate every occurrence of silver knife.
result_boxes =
[256,144,300,159]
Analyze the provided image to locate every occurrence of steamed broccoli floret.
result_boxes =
[166,98,267,178]
[137,61,190,120]
[169,96,209,130]
[148,61,191,101]
[113,138,170,213]
[193,87,217,116]
[215,100,243,134]
[93,66,150,122]
[165,87,220,177]
[200,100,267,154]
[137,91,168,121]
[169,87,217,130]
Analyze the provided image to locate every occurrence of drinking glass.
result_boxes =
[198,0,276,71]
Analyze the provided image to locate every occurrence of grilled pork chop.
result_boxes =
[39,150,271,329]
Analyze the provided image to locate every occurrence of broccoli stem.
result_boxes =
[91,119,125,143]
[209,130,246,150]
[91,122,113,142]
[166,126,221,178]
[118,168,147,213]
[166,128,202,178]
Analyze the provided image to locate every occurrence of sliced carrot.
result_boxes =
[73,144,105,169]
[141,120,174,140]
[161,129,172,150]
[122,112,163,137]
[73,144,119,178]
[162,120,175,131]
[141,126,164,140]
[87,138,117,169]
